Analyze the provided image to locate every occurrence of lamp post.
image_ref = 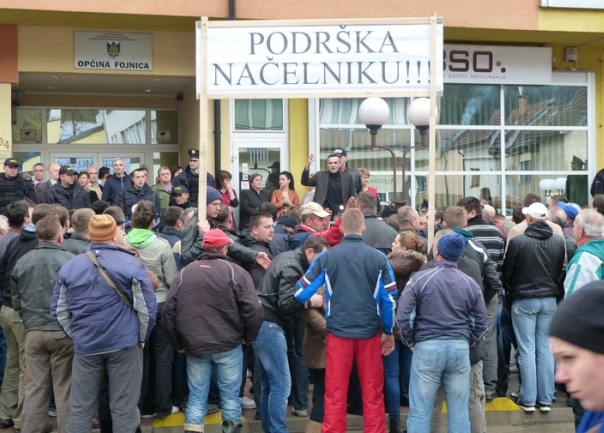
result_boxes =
[405,98,433,205]
[358,97,396,200]
[359,97,435,206]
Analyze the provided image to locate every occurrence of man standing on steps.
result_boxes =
[173,149,216,208]
[398,231,487,433]
[102,158,131,205]
[296,208,397,433]
[163,229,263,433]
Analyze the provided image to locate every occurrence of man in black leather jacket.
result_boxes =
[502,202,565,413]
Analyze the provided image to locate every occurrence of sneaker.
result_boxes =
[510,392,535,413]
[157,406,180,419]
[241,396,256,410]
[538,404,551,413]
[141,412,157,419]
[517,403,536,413]
[48,409,57,417]
[292,408,308,417]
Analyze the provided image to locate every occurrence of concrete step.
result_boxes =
[138,396,575,432]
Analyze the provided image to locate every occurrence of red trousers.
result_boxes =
[323,333,385,433]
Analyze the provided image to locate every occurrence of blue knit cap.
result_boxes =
[206,186,222,204]
[438,233,465,262]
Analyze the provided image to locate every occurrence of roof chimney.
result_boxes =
[518,95,528,115]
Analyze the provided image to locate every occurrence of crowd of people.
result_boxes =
[0,148,602,433]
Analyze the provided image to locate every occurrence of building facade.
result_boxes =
[1,1,603,213]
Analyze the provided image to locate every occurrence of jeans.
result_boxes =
[511,297,556,406]
[383,341,400,418]
[407,339,470,433]
[430,362,485,433]
[184,345,242,430]
[496,297,514,394]
[483,297,498,394]
[252,321,291,433]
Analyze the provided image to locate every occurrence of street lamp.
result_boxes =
[358,97,398,200]
[358,97,390,147]
[359,97,435,205]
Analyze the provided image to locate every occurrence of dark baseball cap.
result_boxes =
[3,158,19,167]
[59,166,76,176]
[172,185,189,194]
[333,148,347,157]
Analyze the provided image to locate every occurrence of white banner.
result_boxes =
[203,20,443,97]
[74,31,153,71]
[444,45,552,85]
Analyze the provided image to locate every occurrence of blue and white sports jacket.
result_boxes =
[295,234,397,338]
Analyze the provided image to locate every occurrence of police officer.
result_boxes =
[0,158,36,215]
[173,149,216,207]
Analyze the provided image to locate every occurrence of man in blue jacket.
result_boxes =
[398,231,488,433]
[295,208,396,433]
[52,214,157,433]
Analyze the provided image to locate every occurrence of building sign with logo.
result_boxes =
[74,32,153,71]
[443,45,552,85]
[200,19,443,97]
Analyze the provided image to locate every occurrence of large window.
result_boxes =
[234,99,284,131]
[315,73,592,211]
[13,108,179,145]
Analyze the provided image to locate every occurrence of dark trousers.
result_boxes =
[140,303,174,416]
[309,368,325,423]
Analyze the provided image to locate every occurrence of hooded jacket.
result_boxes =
[564,237,604,297]
[125,228,178,303]
[0,225,38,307]
[502,221,565,301]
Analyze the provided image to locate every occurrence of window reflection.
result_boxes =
[318,81,590,211]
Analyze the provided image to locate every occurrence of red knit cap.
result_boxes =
[202,229,233,249]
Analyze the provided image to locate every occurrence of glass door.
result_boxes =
[98,153,145,175]
[49,153,97,173]
[231,137,288,225]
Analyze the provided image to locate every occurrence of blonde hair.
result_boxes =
[395,231,425,253]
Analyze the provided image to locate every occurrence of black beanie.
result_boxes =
[549,281,604,354]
